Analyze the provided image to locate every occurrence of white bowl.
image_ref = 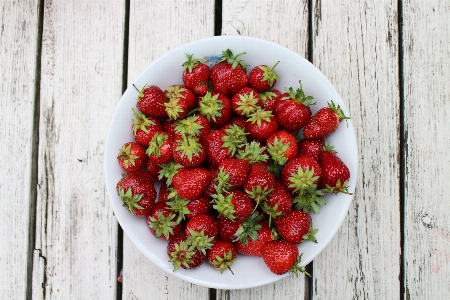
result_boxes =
[104,36,358,289]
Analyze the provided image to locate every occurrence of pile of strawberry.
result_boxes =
[115,49,352,276]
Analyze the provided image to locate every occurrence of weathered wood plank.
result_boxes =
[122,1,214,298]
[311,0,401,299]
[219,0,309,298]
[33,1,125,298]
[0,0,40,298]
[403,1,450,298]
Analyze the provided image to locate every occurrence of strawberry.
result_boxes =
[182,53,211,96]
[217,215,242,242]
[206,239,237,274]
[275,83,314,131]
[172,167,212,200]
[246,108,279,142]
[231,87,263,117]
[235,220,273,257]
[117,142,147,173]
[164,85,196,120]
[167,233,205,270]
[172,135,206,167]
[281,155,322,194]
[259,89,282,112]
[303,100,350,139]
[145,131,174,164]
[266,131,298,165]
[185,214,218,255]
[236,141,270,165]
[157,161,183,186]
[146,158,162,180]
[158,182,171,202]
[198,91,232,127]
[146,201,183,240]
[297,138,325,161]
[260,240,309,276]
[318,145,351,194]
[185,196,213,219]
[244,162,276,209]
[174,114,210,141]
[262,182,293,225]
[213,190,254,222]
[221,115,248,130]
[134,85,168,117]
[116,171,156,216]
[249,61,280,92]
[273,209,317,244]
[216,158,250,191]
[131,108,163,147]
[211,49,249,96]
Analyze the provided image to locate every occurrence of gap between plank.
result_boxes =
[26,0,46,299]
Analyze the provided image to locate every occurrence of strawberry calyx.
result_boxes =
[234,212,263,244]
[212,193,237,221]
[175,115,203,137]
[288,166,320,194]
[267,136,291,165]
[158,161,183,186]
[236,141,269,164]
[146,132,168,157]
[328,100,350,122]
[211,249,236,275]
[132,84,146,101]
[182,53,201,73]
[261,201,283,227]
[302,224,318,243]
[259,61,280,86]
[324,179,352,195]
[235,91,261,116]
[175,135,203,162]
[186,229,214,255]
[282,82,315,106]
[220,49,248,69]
[132,108,156,135]
[164,98,185,120]
[222,124,248,155]
[148,210,180,239]
[169,240,196,271]
[214,168,233,194]
[246,185,274,212]
[247,108,273,127]
[290,254,311,277]
[166,196,190,222]
[199,92,224,122]
[259,90,279,104]
[293,188,326,214]
[117,143,139,169]
[118,187,144,216]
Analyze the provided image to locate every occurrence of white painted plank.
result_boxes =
[0,0,40,298]
[403,1,450,298]
[219,0,309,298]
[311,0,401,299]
[33,1,125,298]
[122,1,214,298]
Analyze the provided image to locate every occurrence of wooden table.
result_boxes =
[1,0,449,299]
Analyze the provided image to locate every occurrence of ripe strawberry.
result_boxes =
[260,240,309,276]
[275,83,314,131]
[259,89,282,112]
[174,114,210,141]
[185,214,218,255]
[207,239,237,274]
[182,53,211,96]
[303,100,350,139]
[172,135,206,167]
[221,115,248,130]
[146,201,183,240]
[231,87,263,117]
[134,85,168,117]
[262,182,293,225]
[172,168,212,200]
[164,85,196,120]
[157,161,183,186]
[158,182,171,202]
[167,233,205,270]
[273,209,317,244]
[213,190,254,222]
[249,61,280,92]
[117,142,147,173]
[146,158,162,180]
[217,215,242,242]
[235,220,273,257]
[204,125,247,168]
[281,155,322,194]
[266,131,298,165]
[297,138,325,161]
[318,145,351,194]
[116,171,156,216]
[198,91,232,127]
[246,108,279,142]
[244,162,276,208]
[211,49,249,96]
[216,158,250,191]
[185,195,213,219]
[131,108,163,147]
[145,131,174,164]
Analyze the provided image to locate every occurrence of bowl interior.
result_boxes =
[104,36,358,289]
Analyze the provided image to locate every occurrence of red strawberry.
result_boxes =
[259,89,282,112]
[297,138,325,161]
[185,195,213,219]
[134,85,168,117]
[213,190,254,222]
[145,131,174,164]
[206,239,237,274]
[174,114,210,141]
[221,115,248,130]
[235,220,273,257]
[203,126,247,168]
[164,85,196,120]
[262,182,293,225]
[281,155,322,194]
[156,161,183,186]
[158,182,170,202]
[211,49,249,96]
[185,214,218,255]
[167,233,205,270]
[146,201,183,240]
[275,84,314,131]
[182,53,211,96]
[146,158,162,180]
[216,158,250,191]
[303,100,350,139]
[244,162,276,208]
[266,131,298,165]
[273,209,317,244]
[318,146,351,194]
[217,215,242,242]
[231,87,263,117]
[249,61,280,92]
[116,171,156,216]
[131,108,163,147]
[198,91,232,127]
[117,142,147,173]
[260,240,309,276]
[172,135,206,167]
[246,108,279,142]
[172,168,212,201]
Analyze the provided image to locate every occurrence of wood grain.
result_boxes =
[32,0,125,298]
[220,0,309,298]
[311,0,401,299]
[403,0,450,298]
[0,0,40,298]
[122,1,214,298]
